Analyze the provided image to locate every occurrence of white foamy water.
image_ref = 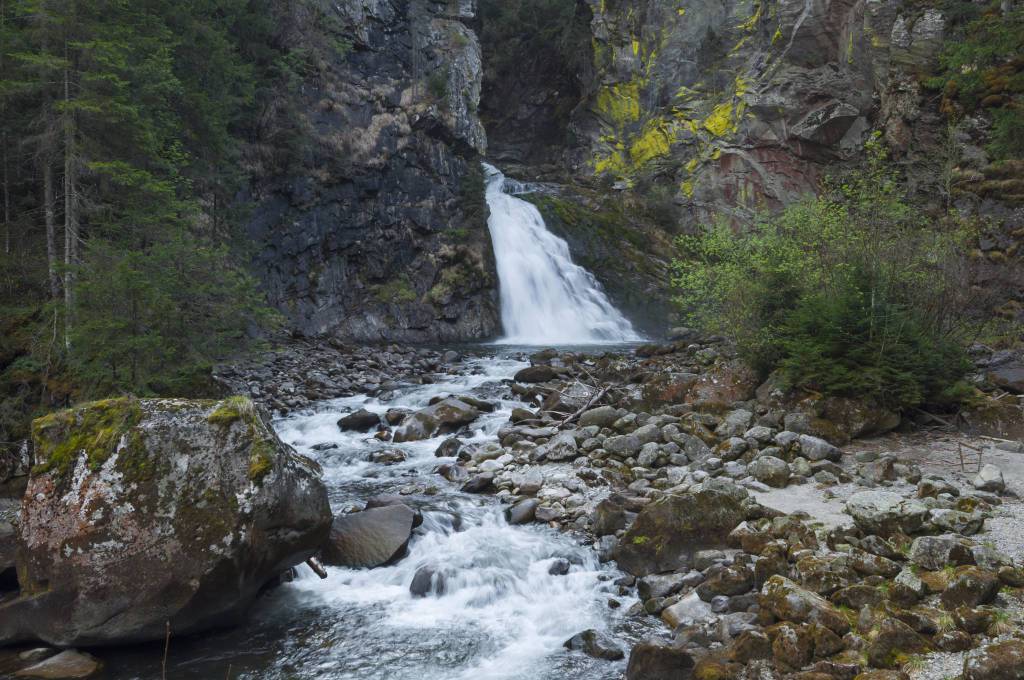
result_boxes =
[245,356,654,680]
[483,164,642,345]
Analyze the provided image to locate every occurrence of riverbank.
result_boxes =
[1,338,1022,679]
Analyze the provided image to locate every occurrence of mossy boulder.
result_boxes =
[614,483,747,576]
[760,575,851,636]
[0,396,331,646]
[963,639,1024,679]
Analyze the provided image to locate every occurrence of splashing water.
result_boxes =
[483,164,642,345]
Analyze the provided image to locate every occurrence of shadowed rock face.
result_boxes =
[247,0,499,342]
[0,397,331,647]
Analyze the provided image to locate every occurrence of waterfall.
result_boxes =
[482,164,641,344]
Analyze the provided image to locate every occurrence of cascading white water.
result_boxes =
[483,164,642,345]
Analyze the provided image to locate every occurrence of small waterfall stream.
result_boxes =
[483,164,641,345]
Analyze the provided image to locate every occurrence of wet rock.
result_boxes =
[410,567,446,597]
[973,464,1006,493]
[548,558,571,576]
[846,491,928,537]
[322,504,415,569]
[625,639,696,680]
[436,463,467,483]
[564,629,624,661]
[435,437,463,458]
[592,495,628,536]
[392,398,480,443]
[337,408,381,431]
[506,498,538,525]
[13,650,101,678]
[638,573,689,600]
[368,449,407,465]
[461,472,495,494]
[514,365,558,383]
[614,485,747,576]
[1,397,330,647]
[963,639,1024,679]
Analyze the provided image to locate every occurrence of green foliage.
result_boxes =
[0,0,314,441]
[931,2,1024,160]
[427,70,448,101]
[372,276,418,305]
[673,137,973,410]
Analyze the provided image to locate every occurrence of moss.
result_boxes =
[206,395,251,426]
[248,440,274,482]
[631,535,650,545]
[31,397,143,475]
[372,275,418,305]
[206,396,276,483]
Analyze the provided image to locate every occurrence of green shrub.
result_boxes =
[672,136,974,410]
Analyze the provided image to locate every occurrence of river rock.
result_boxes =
[461,472,494,493]
[2,397,330,648]
[592,494,628,536]
[797,434,841,462]
[337,408,381,431]
[410,566,446,598]
[614,485,747,576]
[535,431,579,462]
[845,491,928,536]
[759,576,850,635]
[513,365,558,383]
[506,498,538,525]
[322,504,416,569]
[941,566,1000,609]
[435,437,463,458]
[625,638,696,680]
[963,639,1024,679]
[13,649,102,678]
[748,455,790,488]
[392,398,480,443]
[564,629,625,661]
[578,405,620,428]
[973,464,1006,493]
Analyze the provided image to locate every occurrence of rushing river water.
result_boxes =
[98,352,656,679]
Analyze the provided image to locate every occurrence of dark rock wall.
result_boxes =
[246,0,499,343]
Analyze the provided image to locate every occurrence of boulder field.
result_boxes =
[0,396,331,647]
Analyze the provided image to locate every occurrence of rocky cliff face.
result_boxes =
[246,0,499,343]
[483,0,953,219]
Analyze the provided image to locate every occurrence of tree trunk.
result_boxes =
[2,134,9,256]
[62,45,77,350]
[44,157,60,301]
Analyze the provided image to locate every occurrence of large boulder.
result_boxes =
[0,396,330,646]
[759,576,850,635]
[337,408,381,431]
[392,398,480,443]
[513,365,558,383]
[846,491,928,537]
[614,484,747,576]
[626,638,696,680]
[321,504,416,568]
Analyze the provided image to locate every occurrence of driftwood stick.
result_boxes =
[306,556,328,579]
[558,386,610,427]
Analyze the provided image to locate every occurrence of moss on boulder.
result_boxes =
[1,396,330,647]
